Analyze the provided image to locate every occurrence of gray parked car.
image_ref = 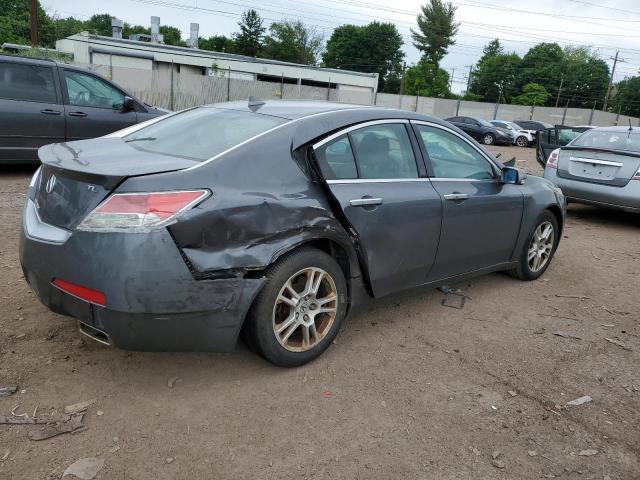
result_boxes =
[0,54,167,164]
[20,101,566,366]
[543,126,640,213]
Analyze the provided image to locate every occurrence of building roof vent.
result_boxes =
[188,23,199,49]
[111,18,123,39]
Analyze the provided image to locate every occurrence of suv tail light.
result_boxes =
[77,190,209,233]
[546,149,560,169]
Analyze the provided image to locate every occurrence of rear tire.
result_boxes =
[515,136,529,147]
[483,133,495,145]
[508,211,559,281]
[244,248,347,367]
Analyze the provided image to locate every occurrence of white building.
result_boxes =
[56,30,378,97]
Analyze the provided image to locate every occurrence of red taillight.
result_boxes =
[53,279,106,306]
[546,149,560,169]
[77,190,209,233]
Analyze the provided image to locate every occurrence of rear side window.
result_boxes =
[0,62,57,103]
[351,124,418,179]
[314,134,357,180]
[64,70,125,109]
[124,108,287,161]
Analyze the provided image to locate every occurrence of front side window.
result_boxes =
[350,123,418,179]
[124,107,287,161]
[417,125,496,180]
[0,63,56,103]
[64,71,125,109]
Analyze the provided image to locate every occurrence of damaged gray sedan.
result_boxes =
[20,100,566,366]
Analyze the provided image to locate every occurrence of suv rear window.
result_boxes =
[0,62,57,103]
[124,108,287,161]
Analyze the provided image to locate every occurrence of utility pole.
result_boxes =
[398,62,406,109]
[29,0,39,46]
[449,67,455,90]
[604,51,625,111]
[465,65,473,95]
[555,74,564,108]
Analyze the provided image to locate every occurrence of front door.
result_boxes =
[412,122,524,281]
[313,121,442,297]
[61,69,138,141]
[0,62,64,163]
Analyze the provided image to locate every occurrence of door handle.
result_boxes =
[443,193,469,201]
[349,197,383,207]
[40,109,61,115]
[68,111,88,117]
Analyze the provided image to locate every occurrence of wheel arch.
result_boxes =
[545,204,564,235]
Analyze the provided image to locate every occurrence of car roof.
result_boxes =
[0,54,58,66]
[205,100,449,124]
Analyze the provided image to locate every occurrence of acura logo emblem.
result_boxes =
[45,174,57,194]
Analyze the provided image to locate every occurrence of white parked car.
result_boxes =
[490,120,535,148]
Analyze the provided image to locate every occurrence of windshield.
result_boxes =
[124,108,288,161]
[570,129,640,153]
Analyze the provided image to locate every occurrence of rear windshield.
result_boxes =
[570,129,640,153]
[124,108,288,161]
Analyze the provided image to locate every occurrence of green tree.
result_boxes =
[610,76,640,117]
[84,13,113,36]
[512,83,550,106]
[561,46,609,108]
[159,25,185,46]
[403,57,450,97]
[322,22,404,91]
[411,0,459,66]
[0,0,52,46]
[49,15,86,41]
[234,9,265,57]
[122,23,150,39]
[469,53,521,102]
[199,35,236,53]
[516,42,564,104]
[479,38,502,62]
[261,20,323,64]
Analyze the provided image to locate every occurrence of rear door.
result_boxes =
[313,120,442,297]
[537,127,587,167]
[61,69,138,141]
[0,61,64,163]
[412,121,524,281]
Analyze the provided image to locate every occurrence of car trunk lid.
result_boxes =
[35,139,198,230]
[556,147,640,187]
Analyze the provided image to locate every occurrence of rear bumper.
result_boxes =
[543,169,640,212]
[20,199,265,351]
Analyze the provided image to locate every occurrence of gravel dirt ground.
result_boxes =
[0,145,638,479]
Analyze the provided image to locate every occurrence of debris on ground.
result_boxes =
[96,410,104,416]
[578,449,598,456]
[470,446,481,456]
[1,449,9,461]
[604,337,632,351]
[528,450,538,457]
[491,451,506,469]
[555,294,590,299]
[567,395,592,406]
[1,409,86,441]
[438,286,468,309]
[323,390,333,398]
[553,331,582,340]
[62,457,105,479]
[64,398,97,415]
[508,390,517,397]
[167,376,181,388]
[0,385,18,397]
[165,457,175,464]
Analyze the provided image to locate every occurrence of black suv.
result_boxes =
[444,116,512,145]
[0,55,167,164]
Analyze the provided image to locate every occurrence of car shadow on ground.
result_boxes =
[566,203,639,228]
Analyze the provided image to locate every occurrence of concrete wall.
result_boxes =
[82,63,639,127]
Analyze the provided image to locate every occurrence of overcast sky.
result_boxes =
[41,0,640,93]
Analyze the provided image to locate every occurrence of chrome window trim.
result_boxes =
[311,119,410,150]
[410,120,502,176]
[327,178,431,184]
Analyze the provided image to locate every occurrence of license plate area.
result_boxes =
[569,158,620,181]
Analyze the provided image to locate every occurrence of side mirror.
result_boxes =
[121,96,135,112]
[501,166,526,185]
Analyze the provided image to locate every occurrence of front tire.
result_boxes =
[483,133,495,145]
[245,248,347,367]
[515,136,529,147]
[509,211,559,281]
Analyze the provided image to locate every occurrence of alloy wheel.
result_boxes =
[516,136,527,147]
[528,221,555,272]
[483,134,494,145]
[272,267,338,352]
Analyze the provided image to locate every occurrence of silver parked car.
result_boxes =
[543,126,640,213]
